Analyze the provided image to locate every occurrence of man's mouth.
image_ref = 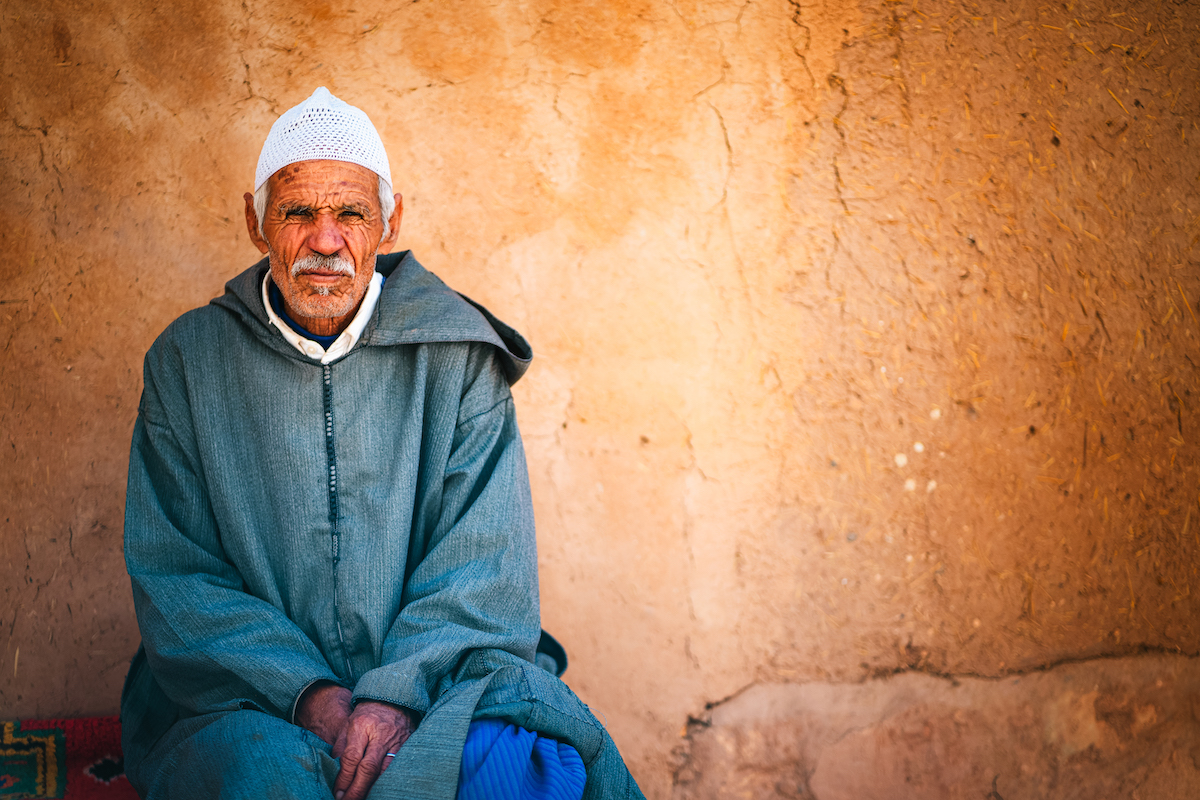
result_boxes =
[291,254,355,281]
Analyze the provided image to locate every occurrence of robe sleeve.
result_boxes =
[351,344,541,714]
[124,336,341,720]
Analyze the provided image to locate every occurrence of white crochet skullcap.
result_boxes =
[254,87,392,191]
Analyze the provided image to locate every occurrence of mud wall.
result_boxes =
[2,0,1198,796]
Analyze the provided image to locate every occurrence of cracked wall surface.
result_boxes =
[673,653,1200,799]
[2,0,1198,796]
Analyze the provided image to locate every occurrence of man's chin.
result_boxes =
[289,293,357,321]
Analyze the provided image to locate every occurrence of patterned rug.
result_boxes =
[1,717,136,799]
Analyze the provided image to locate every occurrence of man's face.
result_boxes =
[248,160,397,328]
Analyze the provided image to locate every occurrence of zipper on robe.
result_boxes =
[324,363,354,680]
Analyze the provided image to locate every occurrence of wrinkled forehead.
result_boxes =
[267,159,382,203]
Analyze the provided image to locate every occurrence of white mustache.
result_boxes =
[290,254,355,279]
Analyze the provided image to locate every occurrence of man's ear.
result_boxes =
[244,192,269,254]
[377,193,404,255]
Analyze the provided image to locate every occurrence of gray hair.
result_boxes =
[254,173,395,242]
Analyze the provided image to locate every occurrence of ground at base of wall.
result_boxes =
[672,653,1199,800]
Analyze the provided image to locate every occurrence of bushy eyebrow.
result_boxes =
[276,201,374,216]
[275,200,312,215]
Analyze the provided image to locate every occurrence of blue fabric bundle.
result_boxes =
[458,718,586,800]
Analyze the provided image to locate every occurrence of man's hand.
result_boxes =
[331,700,418,800]
[296,682,353,745]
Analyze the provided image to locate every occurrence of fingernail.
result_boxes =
[335,793,344,800]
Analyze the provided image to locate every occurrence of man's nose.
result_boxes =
[306,212,347,256]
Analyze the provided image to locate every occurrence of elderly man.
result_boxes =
[121,88,643,800]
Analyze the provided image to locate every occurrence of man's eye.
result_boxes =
[339,210,364,220]
[283,208,312,219]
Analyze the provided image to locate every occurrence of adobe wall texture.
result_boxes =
[674,653,1200,799]
[2,0,1198,796]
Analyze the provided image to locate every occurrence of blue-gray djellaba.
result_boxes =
[121,251,644,799]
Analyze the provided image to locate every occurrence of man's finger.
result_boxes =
[339,743,386,800]
[331,727,349,760]
[333,736,366,800]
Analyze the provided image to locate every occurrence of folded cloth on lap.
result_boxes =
[458,719,586,800]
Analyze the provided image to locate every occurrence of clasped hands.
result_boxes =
[295,682,418,800]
